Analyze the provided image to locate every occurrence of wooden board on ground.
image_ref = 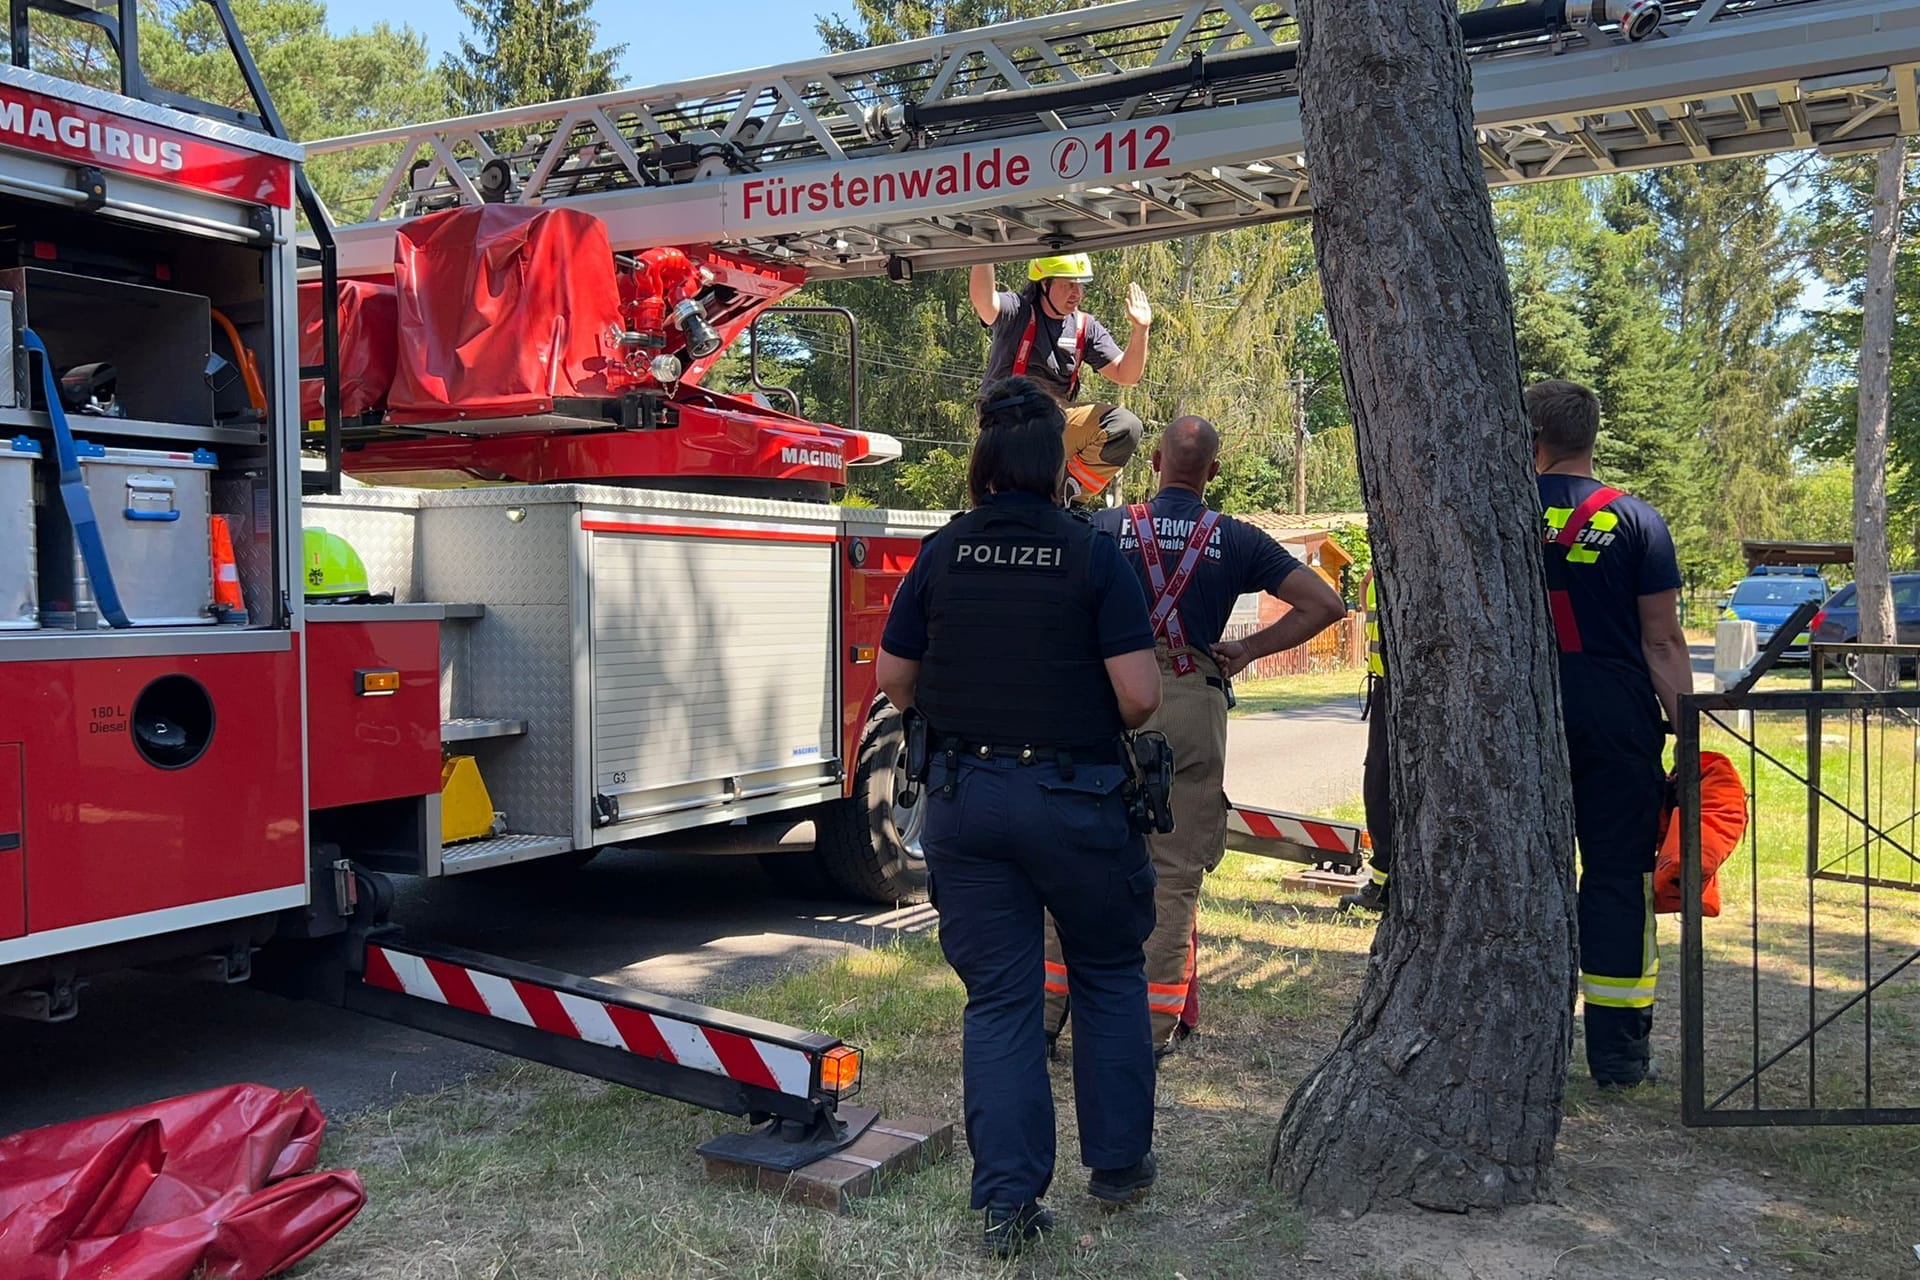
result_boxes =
[702,1113,954,1214]
[1282,867,1367,897]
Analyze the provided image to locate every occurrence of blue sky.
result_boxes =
[321,1,832,90]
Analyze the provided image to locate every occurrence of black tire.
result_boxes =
[813,698,929,905]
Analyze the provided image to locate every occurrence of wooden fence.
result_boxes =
[1219,610,1367,680]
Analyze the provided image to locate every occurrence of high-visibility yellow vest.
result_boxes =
[1364,572,1385,678]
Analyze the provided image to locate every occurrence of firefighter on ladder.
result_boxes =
[1529,379,1693,1089]
[1043,416,1345,1057]
[970,254,1150,502]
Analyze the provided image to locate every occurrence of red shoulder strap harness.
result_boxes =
[1129,502,1222,676]
[1012,305,1088,398]
[1545,485,1625,653]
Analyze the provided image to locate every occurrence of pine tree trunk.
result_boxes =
[1854,139,1905,690]
[1267,0,1578,1214]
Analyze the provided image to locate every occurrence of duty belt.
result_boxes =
[934,735,1126,772]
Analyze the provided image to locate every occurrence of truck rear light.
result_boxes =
[1810,610,1827,635]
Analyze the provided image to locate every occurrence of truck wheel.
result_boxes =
[814,699,929,905]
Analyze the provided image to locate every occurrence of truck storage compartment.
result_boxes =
[587,524,838,826]
[36,442,216,628]
[0,267,216,427]
[1,435,38,630]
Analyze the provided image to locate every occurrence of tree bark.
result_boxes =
[1854,139,1904,690]
[1268,0,1578,1214]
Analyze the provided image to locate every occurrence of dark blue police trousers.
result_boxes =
[923,752,1158,1211]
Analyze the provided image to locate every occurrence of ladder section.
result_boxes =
[305,0,1920,279]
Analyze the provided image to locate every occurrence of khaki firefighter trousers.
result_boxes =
[1061,402,1144,500]
[1044,643,1230,1049]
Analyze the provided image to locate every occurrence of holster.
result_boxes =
[897,707,931,808]
[1122,729,1176,835]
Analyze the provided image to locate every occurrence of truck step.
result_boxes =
[441,716,527,743]
[439,833,573,874]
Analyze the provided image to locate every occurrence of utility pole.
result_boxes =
[1292,375,1309,516]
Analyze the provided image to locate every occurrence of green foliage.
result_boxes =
[18,2,446,220]
[441,0,626,114]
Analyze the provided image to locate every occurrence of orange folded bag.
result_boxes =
[1652,750,1749,917]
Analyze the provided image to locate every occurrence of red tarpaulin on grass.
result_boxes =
[0,1083,364,1280]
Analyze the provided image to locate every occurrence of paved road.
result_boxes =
[0,707,1366,1136]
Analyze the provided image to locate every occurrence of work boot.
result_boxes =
[1088,1151,1157,1208]
[1596,1057,1660,1091]
[1339,877,1387,913]
[983,1202,1053,1257]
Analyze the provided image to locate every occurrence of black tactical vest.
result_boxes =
[914,500,1125,747]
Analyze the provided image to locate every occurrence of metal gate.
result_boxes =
[1678,643,1920,1127]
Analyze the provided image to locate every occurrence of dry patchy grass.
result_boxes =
[300,714,1920,1279]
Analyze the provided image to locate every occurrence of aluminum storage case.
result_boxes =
[0,433,38,629]
[37,441,217,628]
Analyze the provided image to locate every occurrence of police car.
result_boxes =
[1722,566,1828,661]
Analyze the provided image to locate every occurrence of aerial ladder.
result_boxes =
[285,0,1920,881]
[290,0,1920,487]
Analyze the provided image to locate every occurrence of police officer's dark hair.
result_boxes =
[1526,379,1603,457]
[969,376,1066,506]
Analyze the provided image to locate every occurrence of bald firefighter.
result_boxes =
[970,254,1150,501]
[1044,417,1346,1056]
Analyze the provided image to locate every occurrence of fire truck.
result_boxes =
[0,0,1913,1142]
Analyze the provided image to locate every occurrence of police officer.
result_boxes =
[970,255,1150,501]
[1340,569,1394,913]
[1044,417,1345,1055]
[877,375,1164,1255]
[1530,379,1693,1089]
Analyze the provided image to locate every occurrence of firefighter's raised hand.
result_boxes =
[1126,282,1152,329]
[1210,638,1253,679]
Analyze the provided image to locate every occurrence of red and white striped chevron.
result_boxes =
[362,944,816,1098]
[1228,805,1358,855]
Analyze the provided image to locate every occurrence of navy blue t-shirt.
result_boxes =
[1538,473,1682,669]
[1092,488,1306,653]
[881,492,1155,661]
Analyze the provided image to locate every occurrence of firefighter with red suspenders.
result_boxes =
[1529,379,1693,1089]
[1043,416,1345,1057]
[969,254,1151,502]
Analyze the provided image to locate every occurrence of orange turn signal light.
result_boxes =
[1358,830,1373,851]
[850,645,877,665]
[356,668,401,696]
[820,1045,863,1096]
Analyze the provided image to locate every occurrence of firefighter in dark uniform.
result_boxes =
[1340,569,1394,913]
[1529,379,1693,1089]
[878,375,1165,1256]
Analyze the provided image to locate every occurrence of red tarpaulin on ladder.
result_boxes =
[385,203,632,424]
[0,1083,365,1279]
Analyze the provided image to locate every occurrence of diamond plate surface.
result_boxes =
[213,475,274,627]
[417,503,571,605]
[439,832,572,873]
[463,602,577,839]
[302,491,421,602]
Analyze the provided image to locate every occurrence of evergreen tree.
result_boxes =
[1639,160,1813,579]
[441,0,626,114]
